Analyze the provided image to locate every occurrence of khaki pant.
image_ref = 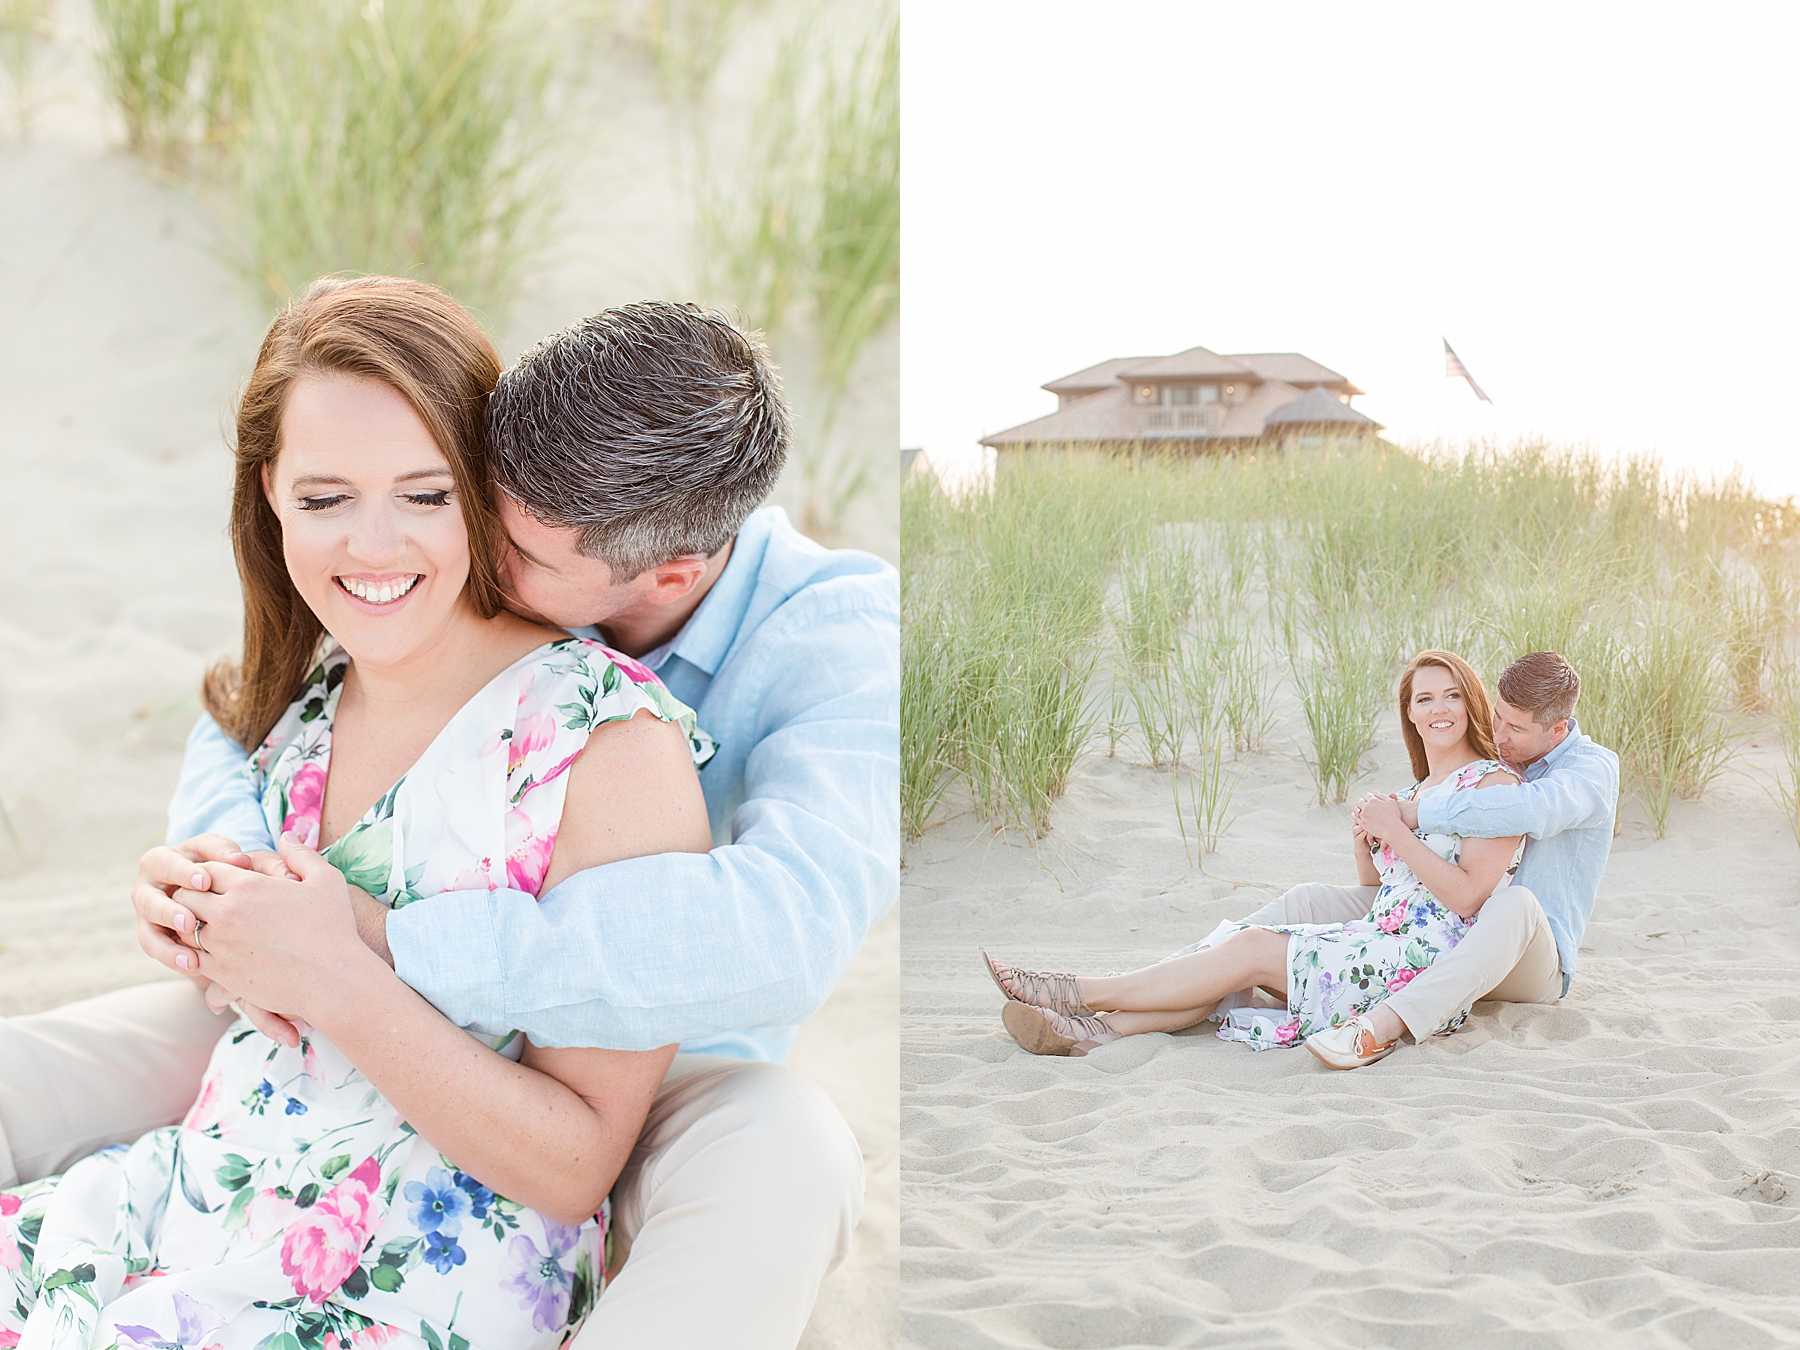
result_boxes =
[0,983,862,1350]
[1236,881,1563,1041]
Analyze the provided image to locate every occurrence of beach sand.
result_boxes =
[902,680,1800,1347]
[0,17,896,1341]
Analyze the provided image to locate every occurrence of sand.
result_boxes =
[0,9,895,1343]
[902,678,1800,1347]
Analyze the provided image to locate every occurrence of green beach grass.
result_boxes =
[902,441,1800,845]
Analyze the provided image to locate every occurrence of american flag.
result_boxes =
[1443,339,1492,404]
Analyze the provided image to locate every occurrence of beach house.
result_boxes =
[980,345,1381,455]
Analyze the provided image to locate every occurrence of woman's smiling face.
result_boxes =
[1408,663,1468,754]
[264,372,471,668]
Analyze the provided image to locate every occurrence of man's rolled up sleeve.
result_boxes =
[166,714,276,851]
[386,588,900,1049]
[1418,759,1613,840]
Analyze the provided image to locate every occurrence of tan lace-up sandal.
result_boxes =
[980,949,1097,1019]
[1001,1001,1122,1057]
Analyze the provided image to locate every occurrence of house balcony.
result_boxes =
[1137,405,1226,434]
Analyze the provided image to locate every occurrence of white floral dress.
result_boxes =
[1200,758,1523,1049]
[0,638,713,1350]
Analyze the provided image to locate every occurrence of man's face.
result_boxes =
[495,492,636,629]
[1493,695,1568,767]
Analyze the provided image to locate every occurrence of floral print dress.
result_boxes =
[0,638,713,1350]
[1203,758,1523,1049]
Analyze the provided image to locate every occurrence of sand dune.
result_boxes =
[902,703,1800,1348]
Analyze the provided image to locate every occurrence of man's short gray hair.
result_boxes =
[486,301,790,579]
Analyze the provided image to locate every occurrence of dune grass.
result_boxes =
[1769,654,1800,848]
[0,0,52,138]
[903,440,1800,844]
[233,0,560,315]
[696,0,897,534]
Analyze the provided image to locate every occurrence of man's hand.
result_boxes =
[173,832,388,1023]
[133,834,253,977]
[134,835,310,1044]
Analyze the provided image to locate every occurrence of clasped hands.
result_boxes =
[1350,792,1419,848]
[132,831,393,1048]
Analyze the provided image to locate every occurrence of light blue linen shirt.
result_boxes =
[1415,719,1619,991]
[167,506,900,1062]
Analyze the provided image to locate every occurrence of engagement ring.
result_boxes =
[191,920,208,954]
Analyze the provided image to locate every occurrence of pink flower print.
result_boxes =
[248,1187,302,1242]
[0,1330,18,1348]
[1273,1019,1302,1046]
[0,1193,20,1216]
[592,643,658,688]
[1387,966,1421,993]
[506,813,560,896]
[1376,908,1403,935]
[0,1225,19,1273]
[282,762,327,850]
[325,1326,407,1350]
[183,1073,223,1130]
[279,1156,383,1302]
[449,859,497,893]
[510,711,558,776]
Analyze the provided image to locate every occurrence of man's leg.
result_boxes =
[1382,885,1562,1042]
[1236,881,1377,928]
[0,981,231,1186]
[583,1055,863,1350]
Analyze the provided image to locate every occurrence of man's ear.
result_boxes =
[643,554,709,605]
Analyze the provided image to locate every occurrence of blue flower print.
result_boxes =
[284,1097,307,1116]
[258,1080,273,1098]
[454,1170,494,1219]
[404,1166,472,1237]
[423,1230,467,1275]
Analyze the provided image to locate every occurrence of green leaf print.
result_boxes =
[568,1249,596,1326]
[320,1153,352,1179]
[216,1154,254,1190]
[341,1267,369,1300]
[295,1182,321,1209]
[221,1185,255,1232]
[600,663,621,697]
[40,1264,94,1291]
[420,1325,445,1350]
[179,1155,220,1214]
[1402,941,1428,969]
[325,825,395,899]
[369,1265,405,1293]
[263,1333,305,1350]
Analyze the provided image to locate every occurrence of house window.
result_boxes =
[1164,384,1220,406]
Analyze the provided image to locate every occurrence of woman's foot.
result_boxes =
[980,949,1097,1018]
[1001,1001,1121,1057]
[1305,1012,1402,1070]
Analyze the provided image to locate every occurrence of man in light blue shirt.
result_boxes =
[1244,651,1618,1069]
[91,303,894,1347]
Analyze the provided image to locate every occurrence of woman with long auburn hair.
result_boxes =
[982,649,1524,1068]
[0,277,714,1350]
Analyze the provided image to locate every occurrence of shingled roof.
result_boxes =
[1263,386,1380,427]
[1115,346,1252,381]
[1042,357,1148,394]
[1233,353,1363,396]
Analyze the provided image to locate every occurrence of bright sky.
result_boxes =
[901,2,1800,497]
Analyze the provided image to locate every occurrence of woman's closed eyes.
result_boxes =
[296,489,453,512]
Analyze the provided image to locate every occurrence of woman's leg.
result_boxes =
[1078,929,1289,1020]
